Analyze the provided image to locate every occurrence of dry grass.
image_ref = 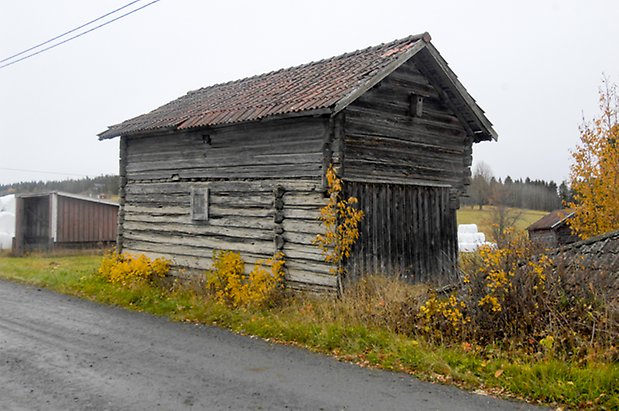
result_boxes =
[291,276,428,335]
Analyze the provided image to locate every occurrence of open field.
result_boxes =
[457,206,548,239]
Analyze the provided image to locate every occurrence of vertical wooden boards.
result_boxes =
[55,195,118,245]
[345,181,458,286]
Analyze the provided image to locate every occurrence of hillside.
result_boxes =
[456,206,547,239]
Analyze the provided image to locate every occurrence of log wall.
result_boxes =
[343,57,472,192]
[121,117,336,291]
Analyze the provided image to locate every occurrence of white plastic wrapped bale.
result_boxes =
[459,242,479,252]
[0,194,16,249]
[457,224,487,252]
[457,224,478,235]
[0,232,11,250]
[0,194,15,213]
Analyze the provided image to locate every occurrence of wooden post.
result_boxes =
[12,196,24,256]
[117,136,128,253]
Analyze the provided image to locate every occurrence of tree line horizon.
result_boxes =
[463,163,571,212]
[0,172,568,213]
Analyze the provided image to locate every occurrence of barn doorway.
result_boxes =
[344,182,458,285]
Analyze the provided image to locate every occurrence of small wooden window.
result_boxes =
[191,187,209,221]
[409,94,424,117]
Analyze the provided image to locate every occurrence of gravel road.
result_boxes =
[0,279,546,410]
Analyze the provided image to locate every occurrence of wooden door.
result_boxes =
[344,182,458,285]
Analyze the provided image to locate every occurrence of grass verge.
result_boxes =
[0,254,616,410]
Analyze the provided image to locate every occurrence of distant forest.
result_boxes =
[0,175,119,198]
[463,164,572,212]
[1,173,569,212]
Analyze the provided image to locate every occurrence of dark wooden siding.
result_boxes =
[20,196,50,250]
[342,58,472,191]
[121,117,336,290]
[529,225,580,248]
[56,196,118,244]
[345,182,458,285]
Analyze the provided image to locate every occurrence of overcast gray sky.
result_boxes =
[1,0,618,185]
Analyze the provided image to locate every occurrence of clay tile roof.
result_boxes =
[99,32,496,141]
[527,209,575,231]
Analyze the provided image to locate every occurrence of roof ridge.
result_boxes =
[184,33,430,97]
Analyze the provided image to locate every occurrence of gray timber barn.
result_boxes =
[99,33,497,292]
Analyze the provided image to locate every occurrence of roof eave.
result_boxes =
[98,108,335,140]
[422,43,498,142]
[98,125,178,141]
[550,212,575,229]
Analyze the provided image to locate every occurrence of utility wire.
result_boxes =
[0,0,144,65]
[0,0,161,70]
[0,167,89,178]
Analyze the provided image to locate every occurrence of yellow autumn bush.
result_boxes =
[314,164,364,275]
[415,230,616,359]
[98,250,170,285]
[418,293,468,341]
[206,250,285,308]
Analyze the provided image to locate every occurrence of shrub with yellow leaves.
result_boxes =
[206,250,285,308]
[98,250,170,285]
[455,233,615,359]
[418,293,469,341]
[314,164,364,275]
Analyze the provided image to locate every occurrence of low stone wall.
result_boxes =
[550,229,619,304]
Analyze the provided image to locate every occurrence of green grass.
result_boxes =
[457,206,548,239]
[0,254,616,410]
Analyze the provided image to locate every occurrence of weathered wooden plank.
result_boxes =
[125,205,187,215]
[281,219,322,234]
[126,152,324,173]
[125,180,321,194]
[209,206,273,218]
[286,268,337,287]
[346,132,464,155]
[283,192,328,207]
[283,208,321,220]
[282,231,318,246]
[123,231,274,255]
[127,163,323,181]
[124,221,274,241]
[345,105,466,137]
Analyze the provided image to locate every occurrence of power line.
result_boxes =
[0,0,161,70]
[0,167,89,178]
[0,0,144,65]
